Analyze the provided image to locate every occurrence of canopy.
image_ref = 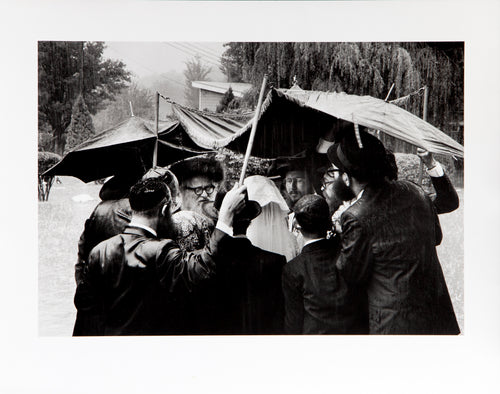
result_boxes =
[171,88,464,159]
[44,116,208,183]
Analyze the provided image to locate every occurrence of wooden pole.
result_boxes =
[238,74,268,185]
[153,91,159,169]
[418,86,429,185]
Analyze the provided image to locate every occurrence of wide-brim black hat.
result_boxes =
[214,190,262,221]
[327,129,386,174]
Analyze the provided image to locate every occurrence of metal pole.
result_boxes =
[238,74,268,185]
[153,91,159,169]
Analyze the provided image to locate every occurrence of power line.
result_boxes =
[186,42,223,59]
[181,42,223,64]
[165,42,220,69]
[164,42,221,70]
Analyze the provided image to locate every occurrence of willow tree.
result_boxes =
[220,42,463,132]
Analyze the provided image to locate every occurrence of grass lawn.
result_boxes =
[38,177,464,336]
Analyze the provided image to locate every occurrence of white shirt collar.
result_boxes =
[302,237,325,248]
[128,222,157,237]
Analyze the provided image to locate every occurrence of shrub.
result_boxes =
[38,151,62,201]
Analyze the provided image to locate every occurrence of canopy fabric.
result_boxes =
[170,88,464,159]
[44,116,207,183]
[282,89,464,158]
[172,104,252,149]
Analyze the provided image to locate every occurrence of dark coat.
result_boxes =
[75,198,132,285]
[73,226,220,336]
[338,180,460,335]
[282,238,368,334]
[429,173,459,214]
[203,236,286,335]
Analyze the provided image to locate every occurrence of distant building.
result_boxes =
[191,81,253,111]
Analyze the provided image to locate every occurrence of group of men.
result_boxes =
[73,125,460,336]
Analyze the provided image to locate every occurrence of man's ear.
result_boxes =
[161,203,170,217]
[342,173,350,187]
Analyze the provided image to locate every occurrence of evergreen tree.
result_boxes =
[64,94,95,153]
[216,87,236,113]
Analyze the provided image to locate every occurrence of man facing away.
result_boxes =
[73,178,246,335]
[327,128,460,335]
[210,191,287,335]
[282,194,368,334]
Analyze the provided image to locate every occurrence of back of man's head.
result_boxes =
[129,178,171,215]
[170,156,224,186]
[293,194,331,238]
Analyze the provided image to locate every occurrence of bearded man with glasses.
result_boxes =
[170,156,224,225]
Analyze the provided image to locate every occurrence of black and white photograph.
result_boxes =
[38,40,465,337]
[2,1,500,393]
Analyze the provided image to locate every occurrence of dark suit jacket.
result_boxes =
[429,173,459,214]
[205,236,286,335]
[73,226,221,336]
[338,180,460,335]
[282,238,368,334]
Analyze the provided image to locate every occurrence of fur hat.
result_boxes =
[169,156,224,185]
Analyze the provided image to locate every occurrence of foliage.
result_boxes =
[183,55,212,108]
[220,42,463,132]
[38,151,62,201]
[38,151,62,174]
[38,41,131,154]
[215,148,273,189]
[216,87,239,113]
[92,84,155,132]
[64,94,95,153]
[38,121,53,152]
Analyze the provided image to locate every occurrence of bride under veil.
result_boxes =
[244,175,299,262]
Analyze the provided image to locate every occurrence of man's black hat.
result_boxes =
[214,190,262,221]
[327,128,386,176]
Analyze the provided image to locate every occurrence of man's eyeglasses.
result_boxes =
[185,185,216,196]
[325,168,341,178]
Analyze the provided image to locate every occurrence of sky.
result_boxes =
[103,41,227,81]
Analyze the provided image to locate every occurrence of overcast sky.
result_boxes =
[103,41,226,80]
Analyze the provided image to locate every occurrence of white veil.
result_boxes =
[245,175,299,261]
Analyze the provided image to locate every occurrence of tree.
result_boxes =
[92,84,155,132]
[216,87,237,113]
[38,41,131,154]
[183,55,212,108]
[64,94,95,153]
[220,42,463,132]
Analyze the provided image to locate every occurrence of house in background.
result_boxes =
[191,81,253,111]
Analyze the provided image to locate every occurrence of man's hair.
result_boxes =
[293,194,331,237]
[129,178,171,213]
[170,157,224,186]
